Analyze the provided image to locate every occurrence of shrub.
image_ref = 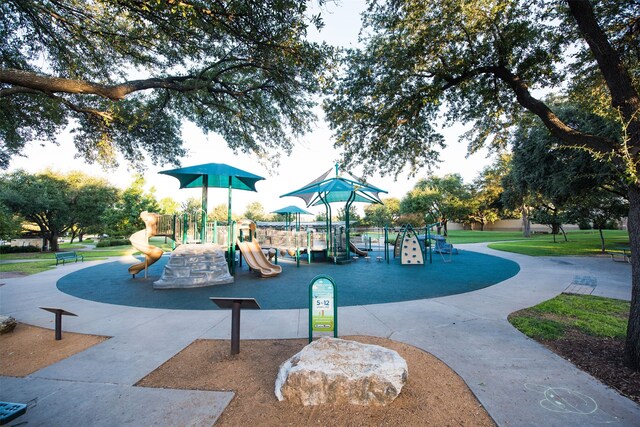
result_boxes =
[96,239,131,247]
[0,245,41,254]
[577,220,592,230]
[604,220,619,230]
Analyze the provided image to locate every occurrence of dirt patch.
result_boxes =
[2,326,495,425]
[0,323,108,376]
[137,336,494,426]
[541,331,640,404]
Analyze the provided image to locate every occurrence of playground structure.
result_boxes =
[125,163,463,288]
[130,210,458,280]
[150,212,378,265]
[236,220,282,278]
[394,224,425,265]
[281,165,387,264]
[255,223,379,264]
[349,240,369,257]
[432,235,459,254]
[236,240,282,277]
[128,211,165,277]
[387,223,458,265]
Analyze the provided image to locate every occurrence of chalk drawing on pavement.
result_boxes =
[524,384,619,424]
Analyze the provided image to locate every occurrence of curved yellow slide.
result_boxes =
[237,240,282,278]
[128,211,164,276]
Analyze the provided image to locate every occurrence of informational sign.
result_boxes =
[308,275,338,342]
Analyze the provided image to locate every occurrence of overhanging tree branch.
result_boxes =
[0,68,197,100]
[441,65,617,155]
[567,0,640,161]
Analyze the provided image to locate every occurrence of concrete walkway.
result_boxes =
[1,244,637,426]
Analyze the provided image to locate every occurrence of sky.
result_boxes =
[6,0,494,218]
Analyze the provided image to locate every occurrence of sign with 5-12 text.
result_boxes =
[309,275,338,340]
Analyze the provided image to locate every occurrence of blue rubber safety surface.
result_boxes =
[56,250,519,310]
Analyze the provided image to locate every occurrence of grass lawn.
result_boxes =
[1,237,176,276]
[361,229,530,245]
[1,230,629,270]
[446,230,530,244]
[1,246,136,261]
[487,229,629,256]
[509,294,629,340]
[0,261,57,275]
[368,229,629,256]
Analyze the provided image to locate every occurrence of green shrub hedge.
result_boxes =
[96,239,131,247]
[0,245,41,254]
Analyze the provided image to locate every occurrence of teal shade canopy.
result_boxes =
[281,168,386,207]
[281,166,387,259]
[159,163,264,191]
[272,205,313,215]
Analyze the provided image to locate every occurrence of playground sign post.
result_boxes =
[308,275,338,342]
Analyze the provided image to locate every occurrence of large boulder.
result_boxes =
[275,337,407,406]
[0,315,17,334]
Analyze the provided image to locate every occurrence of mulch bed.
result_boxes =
[541,330,640,404]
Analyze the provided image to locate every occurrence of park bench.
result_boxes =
[606,247,632,263]
[54,251,84,265]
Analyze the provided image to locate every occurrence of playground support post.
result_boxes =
[321,194,332,260]
[344,191,356,260]
[384,226,390,264]
[182,213,188,244]
[295,212,301,268]
[171,215,177,249]
[296,232,300,268]
[427,225,432,264]
[229,221,236,275]
[201,176,209,243]
[423,226,427,267]
[426,222,441,264]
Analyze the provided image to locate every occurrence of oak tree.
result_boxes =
[1,0,329,169]
[325,0,640,370]
[0,169,118,250]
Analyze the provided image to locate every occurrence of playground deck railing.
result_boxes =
[156,214,235,247]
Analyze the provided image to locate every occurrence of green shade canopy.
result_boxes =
[272,205,313,231]
[271,205,313,215]
[281,166,387,259]
[159,163,264,191]
[159,163,264,262]
[281,168,386,207]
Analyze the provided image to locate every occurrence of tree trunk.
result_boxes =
[559,225,568,242]
[565,0,640,371]
[442,220,448,236]
[48,231,60,252]
[625,184,640,369]
[522,205,531,237]
[599,228,605,253]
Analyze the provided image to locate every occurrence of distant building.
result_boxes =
[9,237,45,249]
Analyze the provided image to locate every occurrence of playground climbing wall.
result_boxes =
[400,225,424,265]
